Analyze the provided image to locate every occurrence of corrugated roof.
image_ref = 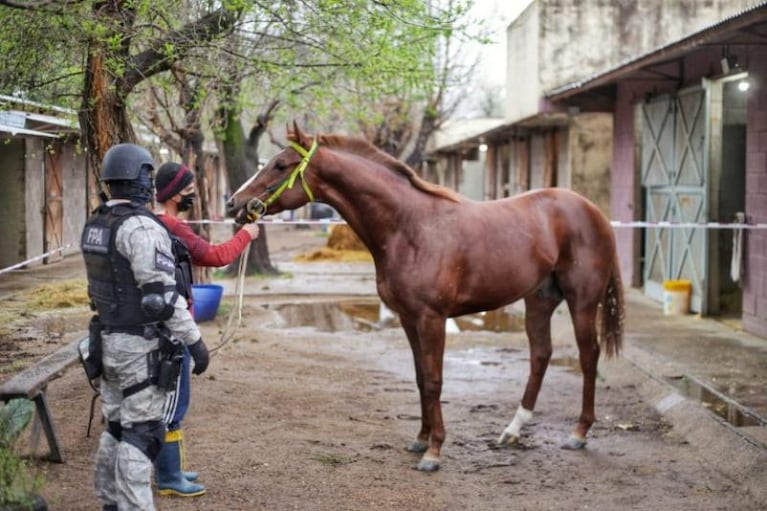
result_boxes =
[0,94,76,115]
[0,123,59,138]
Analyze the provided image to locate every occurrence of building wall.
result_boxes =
[568,113,612,215]
[25,138,45,265]
[507,0,758,123]
[0,136,86,269]
[506,1,541,121]
[0,139,27,268]
[743,55,767,337]
[529,135,546,189]
[59,140,88,256]
[611,82,645,287]
[556,128,570,190]
[539,0,757,90]
[459,158,485,200]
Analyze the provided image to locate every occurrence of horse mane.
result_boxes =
[314,133,462,203]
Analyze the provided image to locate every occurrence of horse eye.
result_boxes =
[275,161,287,172]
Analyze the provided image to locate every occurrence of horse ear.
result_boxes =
[292,121,314,148]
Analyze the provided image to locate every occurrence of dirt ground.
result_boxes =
[1,225,764,511]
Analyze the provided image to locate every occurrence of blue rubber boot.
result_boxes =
[155,430,206,497]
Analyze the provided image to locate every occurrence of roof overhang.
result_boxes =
[0,95,79,139]
[429,112,570,156]
[430,118,506,153]
[547,2,767,101]
[0,123,60,138]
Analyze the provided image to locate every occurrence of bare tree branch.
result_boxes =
[123,7,242,93]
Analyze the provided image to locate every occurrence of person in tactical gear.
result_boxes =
[152,161,259,497]
[80,143,210,511]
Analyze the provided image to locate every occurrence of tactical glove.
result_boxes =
[188,339,210,375]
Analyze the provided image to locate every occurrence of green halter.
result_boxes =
[246,139,318,222]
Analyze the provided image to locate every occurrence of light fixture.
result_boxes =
[478,143,488,153]
[720,57,731,75]
[737,79,750,92]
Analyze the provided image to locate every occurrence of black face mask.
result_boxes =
[108,168,153,205]
[178,193,196,212]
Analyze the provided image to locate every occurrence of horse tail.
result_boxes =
[599,253,625,359]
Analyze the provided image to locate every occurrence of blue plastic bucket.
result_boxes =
[191,284,223,322]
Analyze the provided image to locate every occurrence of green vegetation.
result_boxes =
[0,399,43,510]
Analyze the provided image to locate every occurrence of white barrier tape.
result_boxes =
[2,219,762,276]
[184,218,346,225]
[610,221,767,230]
[0,243,73,276]
[189,218,767,230]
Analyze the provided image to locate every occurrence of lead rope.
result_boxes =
[209,241,251,357]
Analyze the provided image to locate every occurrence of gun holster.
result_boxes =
[78,315,104,381]
[153,326,184,392]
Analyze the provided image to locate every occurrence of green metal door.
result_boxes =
[640,85,708,312]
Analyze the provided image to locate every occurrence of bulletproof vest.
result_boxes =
[172,236,193,302]
[81,203,168,327]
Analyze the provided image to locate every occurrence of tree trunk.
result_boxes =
[217,88,278,275]
[79,1,137,209]
[77,2,240,209]
[405,104,439,173]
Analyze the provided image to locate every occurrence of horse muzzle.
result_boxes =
[244,198,267,223]
[226,197,263,225]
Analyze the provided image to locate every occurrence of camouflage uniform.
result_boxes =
[89,211,201,511]
[83,143,209,511]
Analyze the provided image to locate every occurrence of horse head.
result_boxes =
[226,122,318,224]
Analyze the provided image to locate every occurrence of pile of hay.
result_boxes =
[24,279,89,311]
[327,224,366,251]
[295,225,372,262]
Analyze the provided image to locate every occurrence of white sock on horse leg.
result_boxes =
[498,405,533,444]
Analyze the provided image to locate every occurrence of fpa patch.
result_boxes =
[81,225,110,254]
[154,249,175,274]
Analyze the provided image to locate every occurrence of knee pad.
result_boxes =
[107,421,122,441]
[122,421,165,461]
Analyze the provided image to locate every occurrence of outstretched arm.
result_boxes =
[163,215,259,267]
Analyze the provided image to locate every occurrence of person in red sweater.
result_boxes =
[152,162,259,498]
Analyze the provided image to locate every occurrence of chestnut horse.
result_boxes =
[226,125,625,472]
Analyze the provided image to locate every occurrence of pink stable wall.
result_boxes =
[743,57,767,337]
[611,83,639,287]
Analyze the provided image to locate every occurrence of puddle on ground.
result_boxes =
[665,375,766,428]
[271,301,584,398]
[273,300,525,333]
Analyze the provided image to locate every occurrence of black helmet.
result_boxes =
[100,143,155,182]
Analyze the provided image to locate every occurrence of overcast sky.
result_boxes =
[451,0,532,117]
[469,0,534,87]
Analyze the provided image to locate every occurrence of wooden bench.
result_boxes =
[0,333,87,463]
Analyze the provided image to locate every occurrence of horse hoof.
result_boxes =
[413,457,440,472]
[497,431,520,446]
[405,440,428,453]
[561,434,587,450]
